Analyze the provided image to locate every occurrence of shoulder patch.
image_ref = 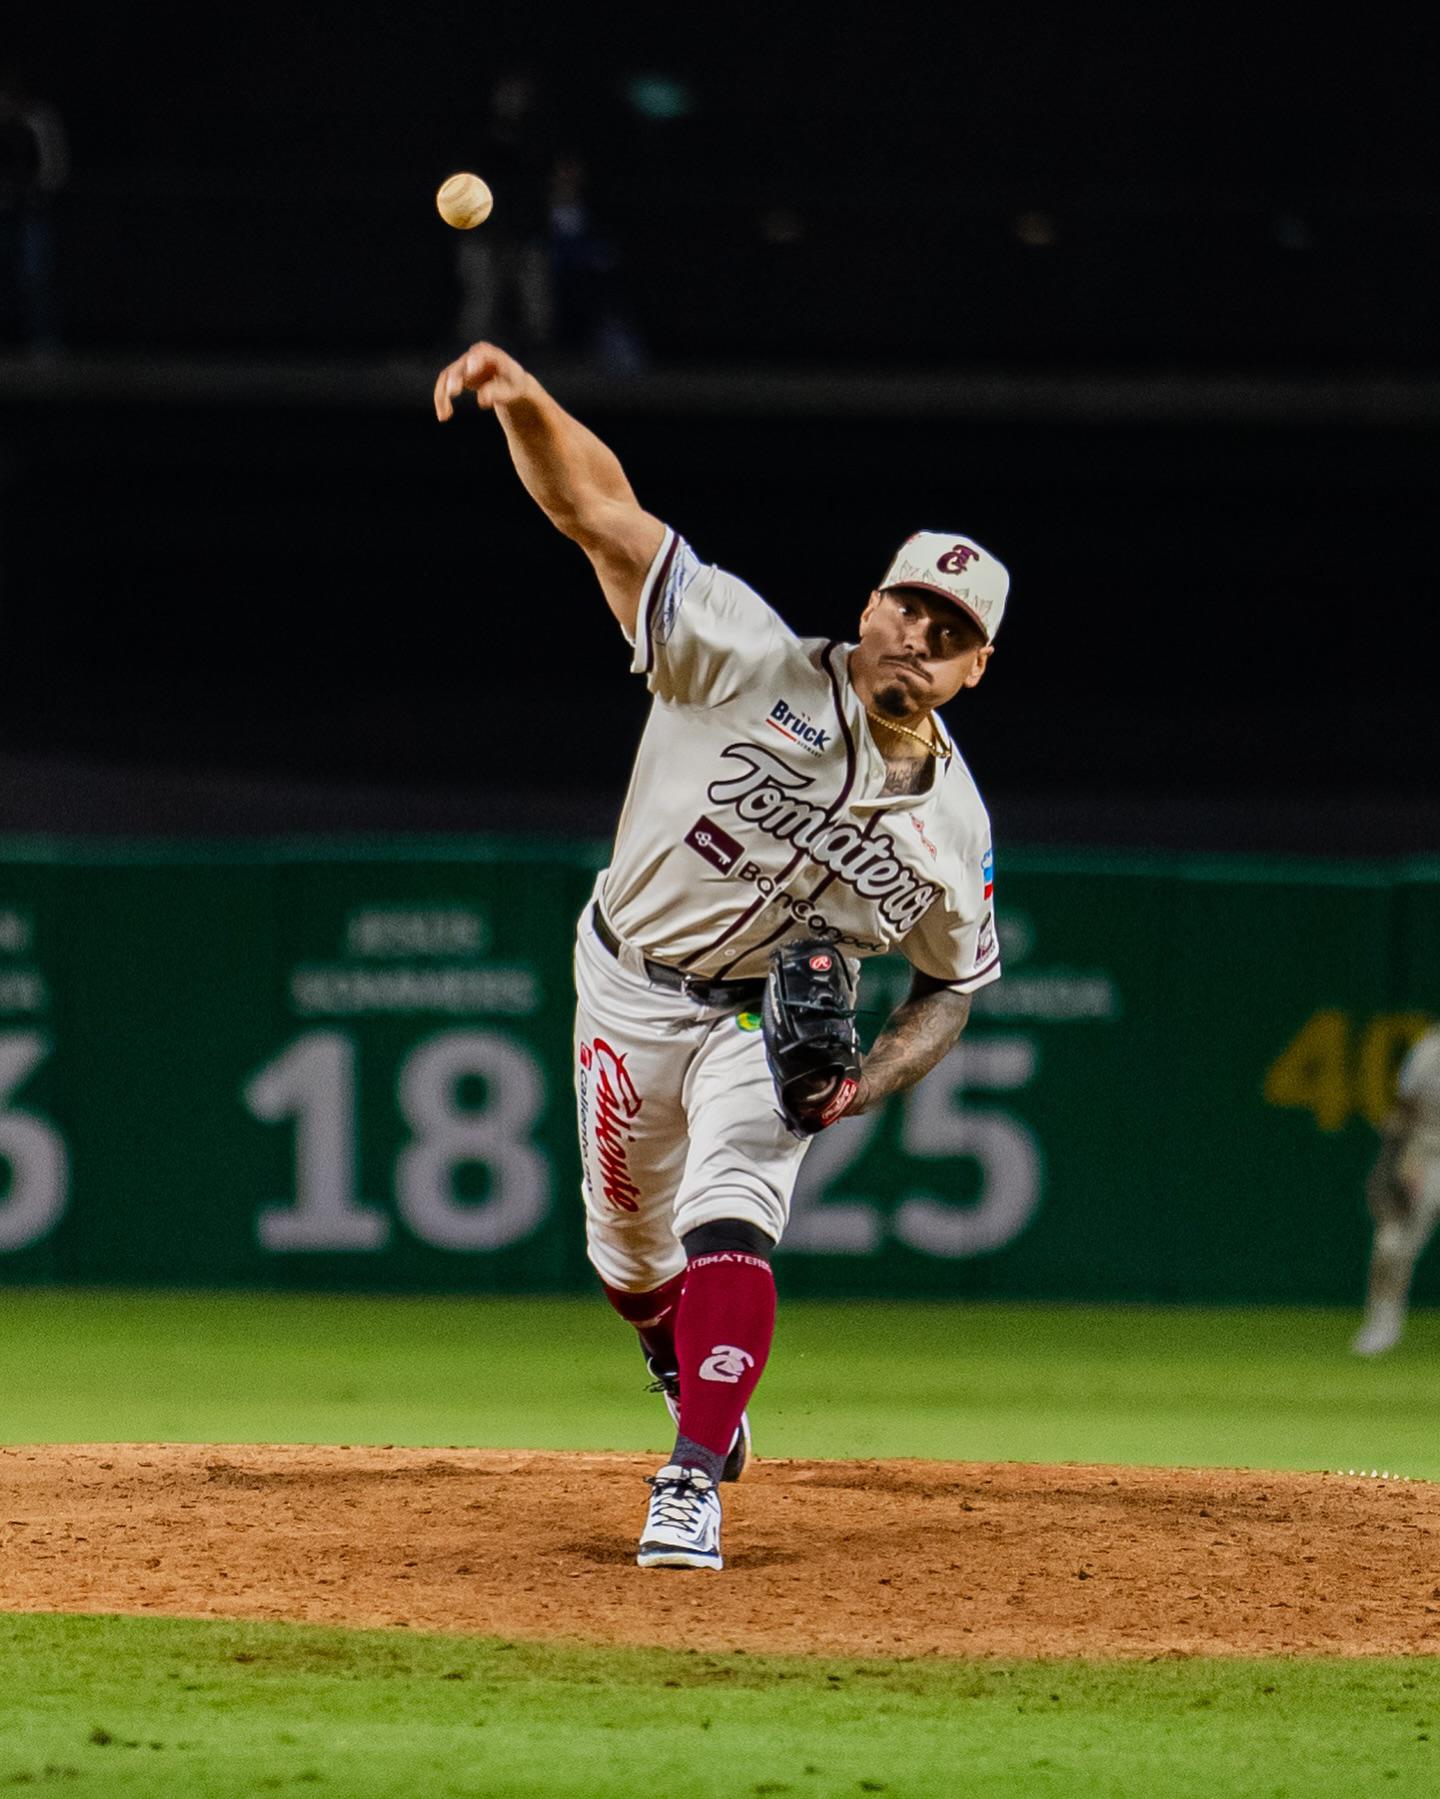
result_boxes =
[654,540,701,645]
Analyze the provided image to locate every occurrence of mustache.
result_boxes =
[882,656,932,683]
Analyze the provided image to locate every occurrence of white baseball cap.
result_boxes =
[878,531,1009,641]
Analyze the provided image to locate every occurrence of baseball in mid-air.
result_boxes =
[435,172,493,230]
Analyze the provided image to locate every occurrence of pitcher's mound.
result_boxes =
[2,1445,1435,1658]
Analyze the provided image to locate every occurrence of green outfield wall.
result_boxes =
[1,839,1436,1305]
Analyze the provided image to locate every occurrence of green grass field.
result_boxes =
[2,1290,1437,1796]
[3,1615,1437,1798]
[1,1289,1436,1476]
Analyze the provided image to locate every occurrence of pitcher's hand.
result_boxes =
[433,342,532,421]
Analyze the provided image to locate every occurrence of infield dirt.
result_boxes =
[2,1446,1436,1658]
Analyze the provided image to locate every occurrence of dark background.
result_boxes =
[2,3,1437,847]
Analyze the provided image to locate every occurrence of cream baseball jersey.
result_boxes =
[598,528,1002,990]
[1398,1028,1440,1144]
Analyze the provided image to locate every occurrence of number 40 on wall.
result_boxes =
[1263,1010,1433,1134]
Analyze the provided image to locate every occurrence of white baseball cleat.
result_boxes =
[646,1361,751,1481]
[637,1464,724,1570]
[1351,1315,1405,1357]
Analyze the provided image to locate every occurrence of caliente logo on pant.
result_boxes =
[699,1344,756,1384]
[577,1037,643,1213]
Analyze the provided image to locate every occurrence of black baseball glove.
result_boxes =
[762,938,862,1137]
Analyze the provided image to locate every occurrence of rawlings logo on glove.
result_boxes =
[762,937,862,1137]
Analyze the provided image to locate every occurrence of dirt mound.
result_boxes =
[3,1445,1437,1658]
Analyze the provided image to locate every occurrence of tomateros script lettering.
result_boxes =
[707,743,942,935]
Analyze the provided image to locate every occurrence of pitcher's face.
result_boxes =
[851,587,992,719]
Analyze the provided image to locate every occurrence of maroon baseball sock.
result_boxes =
[672,1250,775,1476]
[600,1272,685,1375]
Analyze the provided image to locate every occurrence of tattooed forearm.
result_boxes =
[848,974,972,1114]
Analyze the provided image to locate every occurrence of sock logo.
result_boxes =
[698,1344,755,1384]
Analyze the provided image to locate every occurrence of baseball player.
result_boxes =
[434,342,1006,1568]
[1352,1024,1440,1356]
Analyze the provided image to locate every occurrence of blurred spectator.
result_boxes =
[450,72,645,370]
[452,72,556,354]
[0,66,67,352]
[549,153,646,371]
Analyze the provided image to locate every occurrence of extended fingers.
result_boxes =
[433,346,503,420]
[433,352,472,420]
[432,343,524,421]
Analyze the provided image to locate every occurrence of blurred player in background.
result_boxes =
[1352,1025,1440,1356]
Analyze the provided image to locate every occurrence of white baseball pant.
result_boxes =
[1375,1136,1440,1262]
[573,909,811,1292]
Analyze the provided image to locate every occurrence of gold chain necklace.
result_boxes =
[866,710,953,762]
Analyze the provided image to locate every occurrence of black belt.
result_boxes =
[591,905,765,1009]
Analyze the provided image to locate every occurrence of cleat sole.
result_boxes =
[637,1544,724,1570]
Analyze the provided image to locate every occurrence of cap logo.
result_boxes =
[937,544,979,575]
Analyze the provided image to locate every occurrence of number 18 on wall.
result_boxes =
[243,1029,551,1253]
